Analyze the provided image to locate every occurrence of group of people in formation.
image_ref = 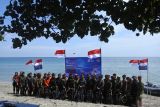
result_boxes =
[12,71,144,107]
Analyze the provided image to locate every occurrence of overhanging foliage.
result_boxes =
[0,0,160,48]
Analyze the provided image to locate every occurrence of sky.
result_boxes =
[0,0,160,57]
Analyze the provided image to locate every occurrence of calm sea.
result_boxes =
[0,57,159,84]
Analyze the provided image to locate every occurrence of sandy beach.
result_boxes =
[0,82,159,107]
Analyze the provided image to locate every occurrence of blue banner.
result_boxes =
[65,57,101,77]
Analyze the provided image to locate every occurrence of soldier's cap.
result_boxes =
[122,74,126,77]
[105,74,110,77]
[117,76,120,79]
[132,76,136,79]
[113,73,116,76]
[52,73,55,76]
[62,73,66,76]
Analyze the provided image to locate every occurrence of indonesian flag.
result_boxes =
[34,59,43,71]
[129,60,139,64]
[55,50,65,57]
[88,49,101,58]
[138,58,148,70]
[25,60,33,65]
[139,58,148,63]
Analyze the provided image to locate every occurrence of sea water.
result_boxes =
[0,57,159,84]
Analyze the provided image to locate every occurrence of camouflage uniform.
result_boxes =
[26,73,34,96]
[36,73,43,97]
[103,75,112,104]
[131,76,139,106]
[12,72,19,94]
[19,72,27,95]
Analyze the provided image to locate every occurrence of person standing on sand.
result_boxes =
[35,73,43,97]
[111,73,117,104]
[49,73,57,98]
[74,74,79,89]
[61,73,67,99]
[78,74,86,101]
[131,76,139,107]
[137,76,144,107]
[121,75,127,95]
[126,77,132,106]
[91,74,97,103]
[32,73,37,96]
[19,72,27,95]
[103,74,112,104]
[85,74,93,102]
[26,73,34,96]
[12,72,19,94]
[43,73,51,97]
[95,75,104,103]
[56,73,64,99]
[115,76,122,105]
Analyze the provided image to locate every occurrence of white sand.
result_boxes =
[0,82,160,107]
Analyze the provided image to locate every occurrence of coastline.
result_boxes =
[0,82,160,107]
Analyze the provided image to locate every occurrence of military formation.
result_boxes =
[12,72,144,107]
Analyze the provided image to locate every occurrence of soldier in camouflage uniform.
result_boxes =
[111,74,117,104]
[115,76,122,104]
[36,73,43,97]
[103,74,112,104]
[66,73,75,100]
[131,76,139,107]
[85,74,93,102]
[32,73,37,96]
[137,76,144,107]
[95,75,103,103]
[12,72,19,94]
[91,74,97,103]
[121,75,127,105]
[19,72,27,95]
[26,73,34,96]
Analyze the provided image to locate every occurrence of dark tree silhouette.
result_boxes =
[0,0,160,48]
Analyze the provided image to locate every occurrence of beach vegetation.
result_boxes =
[0,0,160,48]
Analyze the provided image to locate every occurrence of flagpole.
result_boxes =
[138,59,141,77]
[147,58,149,95]
[64,50,66,74]
[100,48,102,76]
[147,58,150,107]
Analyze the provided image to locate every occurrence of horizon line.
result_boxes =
[0,56,159,58]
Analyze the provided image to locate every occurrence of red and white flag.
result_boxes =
[35,59,42,63]
[129,58,148,70]
[129,59,148,64]
[25,60,33,65]
[139,58,148,63]
[88,49,101,58]
[129,59,139,64]
[55,50,65,57]
[129,59,139,67]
